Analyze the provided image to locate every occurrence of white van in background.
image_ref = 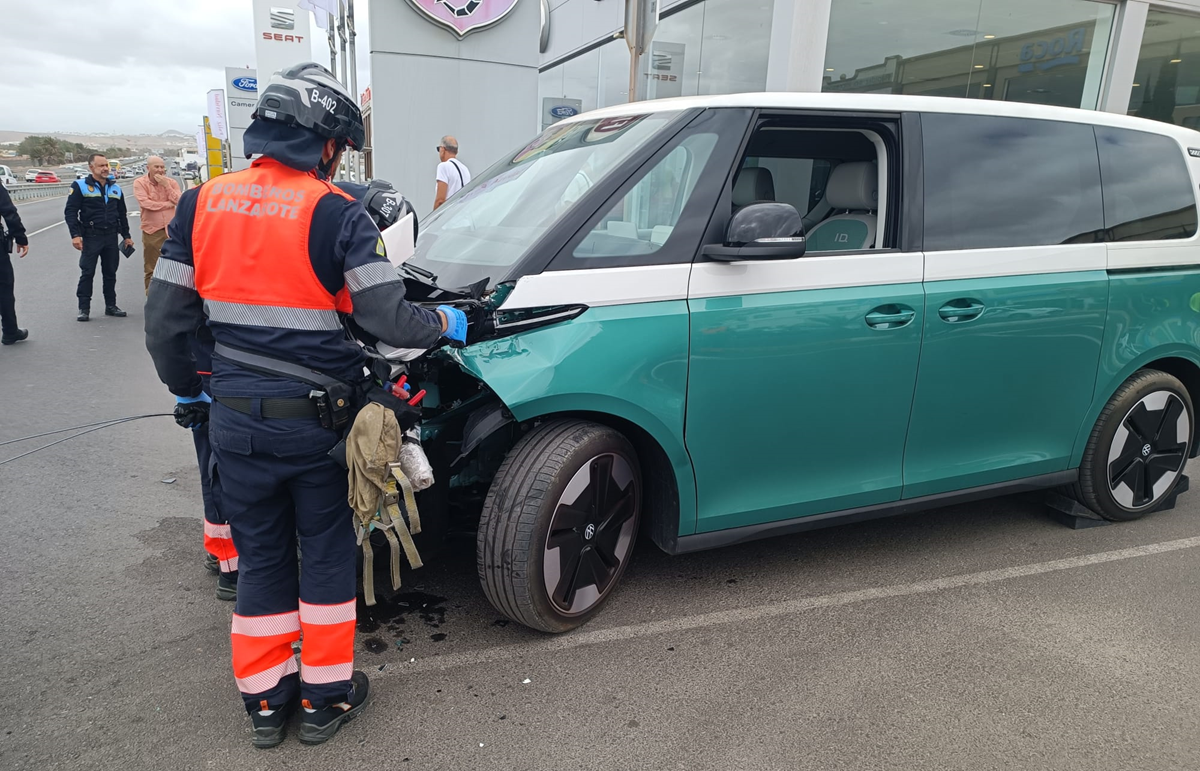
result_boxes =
[0,165,16,188]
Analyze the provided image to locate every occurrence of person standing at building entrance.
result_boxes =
[0,182,30,345]
[433,135,470,210]
[64,153,133,321]
[133,156,180,294]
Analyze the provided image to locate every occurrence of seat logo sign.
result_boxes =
[405,0,520,39]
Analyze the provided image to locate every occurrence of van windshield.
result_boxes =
[408,112,682,291]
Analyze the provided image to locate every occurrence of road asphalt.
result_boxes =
[0,188,1197,770]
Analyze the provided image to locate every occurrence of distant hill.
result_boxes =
[0,129,194,149]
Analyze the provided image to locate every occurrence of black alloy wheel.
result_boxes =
[1077,369,1193,521]
[478,420,642,633]
[543,452,639,616]
[1106,391,1190,510]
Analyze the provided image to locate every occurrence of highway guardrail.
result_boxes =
[5,182,74,201]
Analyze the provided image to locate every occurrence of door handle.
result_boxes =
[938,300,986,323]
[865,306,916,329]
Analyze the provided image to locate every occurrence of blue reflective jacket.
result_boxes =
[64,177,130,238]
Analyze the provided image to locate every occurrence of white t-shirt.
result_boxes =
[436,158,471,199]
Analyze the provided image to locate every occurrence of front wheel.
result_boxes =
[1076,369,1193,521]
[477,420,641,633]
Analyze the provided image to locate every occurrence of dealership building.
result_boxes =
[367,0,1200,212]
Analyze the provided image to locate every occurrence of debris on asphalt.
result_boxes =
[522,678,531,684]
[161,478,176,484]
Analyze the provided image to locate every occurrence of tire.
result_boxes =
[1076,369,1193,521]
[477,419,641,633]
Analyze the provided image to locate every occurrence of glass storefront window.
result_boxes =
[824,0,1115,109]
[1129,9,1200,128]
[540,0,774,124]
[645,0,774,100]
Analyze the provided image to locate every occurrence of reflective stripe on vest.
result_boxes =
[191,158,355,323]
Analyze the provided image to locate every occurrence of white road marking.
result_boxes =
[26,222,65,237]
[26,211,137,238]
[382,535,1200,676]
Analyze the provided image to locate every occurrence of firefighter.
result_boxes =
[194,322,239,602]
[145,62,467,748]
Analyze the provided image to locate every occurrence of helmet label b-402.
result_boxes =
[310,88,339,113]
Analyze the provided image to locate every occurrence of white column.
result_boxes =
[766,0,834,92]
[1099,0,1150,114]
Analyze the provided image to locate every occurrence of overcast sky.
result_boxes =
[0,0,372,136]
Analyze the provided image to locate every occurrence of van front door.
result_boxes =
[902,113,1108,498]
[685,118,924,534]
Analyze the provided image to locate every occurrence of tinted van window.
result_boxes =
[1096,127,1198,242]
[922,114,1104,251]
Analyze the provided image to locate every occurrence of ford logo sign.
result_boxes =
[232,77,258,92]
[550,105,579,119]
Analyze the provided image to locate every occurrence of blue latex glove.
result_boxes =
[176,393,213,404]
[437,305,468,346]
[175,392,212,430]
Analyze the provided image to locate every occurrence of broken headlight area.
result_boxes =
[358,270,588,550]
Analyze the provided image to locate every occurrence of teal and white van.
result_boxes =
[398,94,1198,633]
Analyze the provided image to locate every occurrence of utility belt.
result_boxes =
[212,342,420,466]
[213,342,359,431]
[82,226,117,237]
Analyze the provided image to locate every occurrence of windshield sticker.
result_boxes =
[512,122,578,164]
[584,115,646,143]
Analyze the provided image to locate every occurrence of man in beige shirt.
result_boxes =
[132,156,181,293]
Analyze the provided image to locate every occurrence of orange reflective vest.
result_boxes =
[192,157,354,315]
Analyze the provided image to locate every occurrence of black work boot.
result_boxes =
[249,699,296,749]
[203,553,219,575]
[77,309,90,322]
[105,305,126,317]
[1,329,28,345]
[298,671,370,745]
[216,572,238,602]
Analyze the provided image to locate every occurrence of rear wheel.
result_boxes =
[1076,369,1193,521]
[477,420,641,633]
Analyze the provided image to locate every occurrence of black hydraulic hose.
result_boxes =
[0,413,174,446]
[0,413,175,466]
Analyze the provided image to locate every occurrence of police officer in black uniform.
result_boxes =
[64,153,133,322]
[0,181,30,345]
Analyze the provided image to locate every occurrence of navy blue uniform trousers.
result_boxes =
[208,401,357,712]
[0,249,17,337]
[77,233,119,309]
[194,379,238,578]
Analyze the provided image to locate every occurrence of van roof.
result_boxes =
[564,92,1200,143]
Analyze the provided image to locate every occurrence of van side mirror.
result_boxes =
[702,202,807,262]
